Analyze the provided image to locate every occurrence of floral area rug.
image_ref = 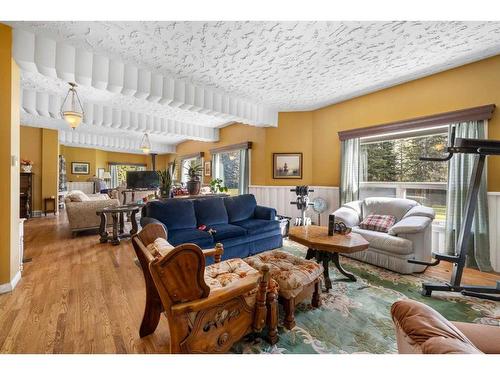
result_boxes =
[231,240,500,354]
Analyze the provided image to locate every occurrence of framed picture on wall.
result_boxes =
[71,162,90,175]
[97,168,105,179]
[204,161,212,176]
[273,153,303,179]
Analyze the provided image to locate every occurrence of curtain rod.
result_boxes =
[338,104,495,141]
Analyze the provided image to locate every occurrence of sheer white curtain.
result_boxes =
[238,148,249,195]
[340,138,360,205]
[110,164,118,188]
[445,120,492,271]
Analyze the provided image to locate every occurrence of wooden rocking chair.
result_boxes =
[132,223,278,353]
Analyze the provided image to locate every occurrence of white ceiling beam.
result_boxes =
[20,88,219,142]
[12,29,278,127]
[58,128,176,154]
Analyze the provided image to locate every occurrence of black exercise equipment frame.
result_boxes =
[408,126,500,301]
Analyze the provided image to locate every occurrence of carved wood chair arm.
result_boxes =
[171,273,261,315]
[201,243,224,263]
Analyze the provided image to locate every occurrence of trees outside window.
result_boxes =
[361,134,448,183]
[360,132,448,222]
[214,150,241,195]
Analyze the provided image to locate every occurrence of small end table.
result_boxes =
[96,204,142,245]
[44,197,57,216]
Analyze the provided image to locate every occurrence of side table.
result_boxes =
[44,197,57,216]
[96,205,141,245]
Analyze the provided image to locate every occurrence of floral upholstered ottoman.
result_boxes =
[244,250,323,329]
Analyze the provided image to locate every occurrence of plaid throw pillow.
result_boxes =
[359,214,396,233]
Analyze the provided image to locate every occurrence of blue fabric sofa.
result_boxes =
[140,194,282,264]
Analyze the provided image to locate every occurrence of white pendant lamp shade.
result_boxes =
[140,133,152,154]
[60,82,84,129]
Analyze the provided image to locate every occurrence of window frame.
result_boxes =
[359,126,449,225]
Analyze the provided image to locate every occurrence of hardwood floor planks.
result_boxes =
[0,212,498,353]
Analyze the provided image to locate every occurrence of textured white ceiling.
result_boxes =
[7,21,500,153]
[10,21,500,111]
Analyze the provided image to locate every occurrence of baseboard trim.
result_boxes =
[0,271,22,294]
[32,210,42,217]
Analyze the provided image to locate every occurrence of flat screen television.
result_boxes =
[126,171,160,189]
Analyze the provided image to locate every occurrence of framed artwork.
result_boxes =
[273,153,303,179]
[97,168,105,179]
[204,161,212,176]
[71,162,90,175]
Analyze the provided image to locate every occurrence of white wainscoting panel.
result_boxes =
[431,224,446,255]
[249,185,340,226]
[250,186,500,272]
[487,192,500,272]
[67,181,95,194]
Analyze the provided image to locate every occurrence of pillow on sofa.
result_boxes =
[359,214,396,233]
[66,190,90,202]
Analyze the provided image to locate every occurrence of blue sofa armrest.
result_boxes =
[140,217,167,233]
[254,205,277,221]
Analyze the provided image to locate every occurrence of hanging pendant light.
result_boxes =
[140,133,152,154]
[60,82,84,129]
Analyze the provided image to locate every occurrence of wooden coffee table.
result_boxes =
[289,225,369,290]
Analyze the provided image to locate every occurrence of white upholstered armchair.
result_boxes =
[332,197,435,274]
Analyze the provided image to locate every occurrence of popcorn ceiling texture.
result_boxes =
[8,21,500,153]
[12,21,500,110]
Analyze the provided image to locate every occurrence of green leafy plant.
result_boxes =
[184,160,203,181]
[209,178,228,193]
[157,163,176,198]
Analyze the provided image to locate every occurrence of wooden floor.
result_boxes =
[0,213,498,353]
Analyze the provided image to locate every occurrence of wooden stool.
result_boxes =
[43,197,56,216]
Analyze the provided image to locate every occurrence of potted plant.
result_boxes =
[21,159,33,173]
[209,178,228,194]
[184,161,203,195]
[157,163,176,199]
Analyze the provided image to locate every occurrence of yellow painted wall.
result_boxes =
[20,127,43,211]
[20,126,59,212]
[174,112,313,185]
[41,129,59,210]
[311,54,500,190]
[175,54,500,190]
[155,154,173,171]
[0,24,20,285]
[264,111,313,186]
[175,123,267,184]
[60,145,155,181]
[60,145,99,181]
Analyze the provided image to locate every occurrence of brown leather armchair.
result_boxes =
[132,223,278,353]
[391,299,500,354]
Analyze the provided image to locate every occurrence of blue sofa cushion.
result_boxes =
[145,199,196,230]
[194,198,228,226]
[167,228,214,248]
[233,218,280,235]
[254,205,277,220]
[210,223,247,242]
[224,194,257,223]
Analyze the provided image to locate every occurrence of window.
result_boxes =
[180,156,202,184]
[359,128,448,222]
[212,145,250,196]
[109,164,147,188]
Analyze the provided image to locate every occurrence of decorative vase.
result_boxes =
[21,165,32,173]
[186,180,201,195]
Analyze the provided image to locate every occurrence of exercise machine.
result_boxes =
[290,185,314,226]
[409,126,500,301]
